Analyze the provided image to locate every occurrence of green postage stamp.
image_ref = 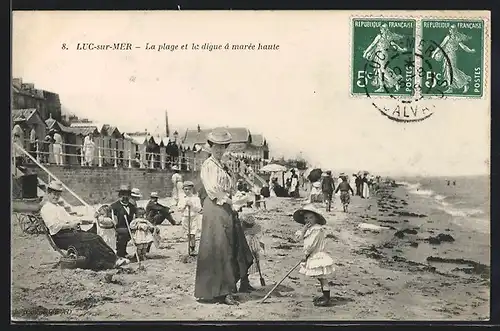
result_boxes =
[421,19,485,98]
[351,17,485,99]
[351,18,417,97]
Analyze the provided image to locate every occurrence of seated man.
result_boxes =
[145,192,178,226]
[40,181,128,270]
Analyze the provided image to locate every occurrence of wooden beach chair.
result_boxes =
[41,222,87,269]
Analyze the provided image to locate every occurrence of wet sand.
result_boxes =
[11,183,489,321]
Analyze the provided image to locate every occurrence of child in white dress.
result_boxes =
[129,207,156,260]
[177,181,202,256]
[95,204,117,253]
[240,210,265,277]
[293,204,335,307]
[309,181,323,203]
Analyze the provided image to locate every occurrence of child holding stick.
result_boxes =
[293,204,335,307]
[129,207,156,260]
[240,210,266,288]
[177,181,202,256]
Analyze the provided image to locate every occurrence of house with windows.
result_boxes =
[181,125,269,160]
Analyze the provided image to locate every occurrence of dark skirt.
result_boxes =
[52,229,117,270]
[340,191,351,205]
[194,198,254,300]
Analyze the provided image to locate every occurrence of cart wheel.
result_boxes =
[35,218,46,234]
[16,213,30,233]
[26,215,43,235]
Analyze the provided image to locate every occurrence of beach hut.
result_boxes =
[12,109,47,152]
[45,115,78,165]
[99,124,122,166]
[71,126,100,165]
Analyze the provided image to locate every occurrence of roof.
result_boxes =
[127,134,149,145]
[45,117,57,130]
[182,127,251,148]
[70,121,103,128]
[251,134,266,147]
[12,109,39,122]
[226,143,249,152]
[70,126,100,136]
[100,124,121,137]
[12,84,45,99]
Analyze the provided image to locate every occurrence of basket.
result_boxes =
[59,246,87,269]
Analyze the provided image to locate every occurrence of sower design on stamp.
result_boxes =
[421,19,484,98]
[351,18,416,97]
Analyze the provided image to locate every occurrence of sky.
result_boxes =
[12,11,490,176]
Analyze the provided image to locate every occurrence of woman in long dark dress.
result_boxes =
[194,128,254,306]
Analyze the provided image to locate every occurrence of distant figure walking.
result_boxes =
[355,174,363,197]
[350,174,357,196]
[321,171,335,211]
[335,176,355,213]
[362,173,370,199]
[83,134,95,166]
[289,169,299,198]
[12,118,25,167]
[171,166,183,206]
[52,129,64,165]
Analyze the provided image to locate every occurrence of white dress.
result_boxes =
[83,136,95,165]
[178,194,202,235]
[295,225,335,277]
[96,216,117,252]
[309,182,323,203]
[362,182,370,198]
[129,218,155,245]
[349,177,357,194]
[171,173,183,203]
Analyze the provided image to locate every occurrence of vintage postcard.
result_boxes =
[11,10,490,322]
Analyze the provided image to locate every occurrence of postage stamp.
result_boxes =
[351,18,417,97]
[420,19,485,98]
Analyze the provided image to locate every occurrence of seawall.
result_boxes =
[24,164,201,206]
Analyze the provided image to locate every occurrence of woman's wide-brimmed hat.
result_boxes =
[207,128,232,145]
[312,181,321,188]
[117,184,131,195]
[293,204,327,225]
[171,165,180,171]
[47,180,64,192]
[150,191,159,198]
[183,181,194,188]
[321,172,329,177]
[131,188,142,198]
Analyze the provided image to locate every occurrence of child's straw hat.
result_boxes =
[293,204,326,225]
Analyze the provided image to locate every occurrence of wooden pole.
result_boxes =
[260,260,302,303]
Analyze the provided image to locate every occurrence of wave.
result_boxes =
[396,181,433,197]
[397,181,486,219]
[439,205,485,218]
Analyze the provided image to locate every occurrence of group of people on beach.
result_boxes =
[39,128,370,307]
[307,171,378,213]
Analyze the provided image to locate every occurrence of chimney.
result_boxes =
[197,125,201,133]
[165,110,170,137]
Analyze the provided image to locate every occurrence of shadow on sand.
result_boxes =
[234,284,295,303]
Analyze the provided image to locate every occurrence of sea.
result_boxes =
[395,175,490,234]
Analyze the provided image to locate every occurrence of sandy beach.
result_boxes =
[11,183,490,321]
